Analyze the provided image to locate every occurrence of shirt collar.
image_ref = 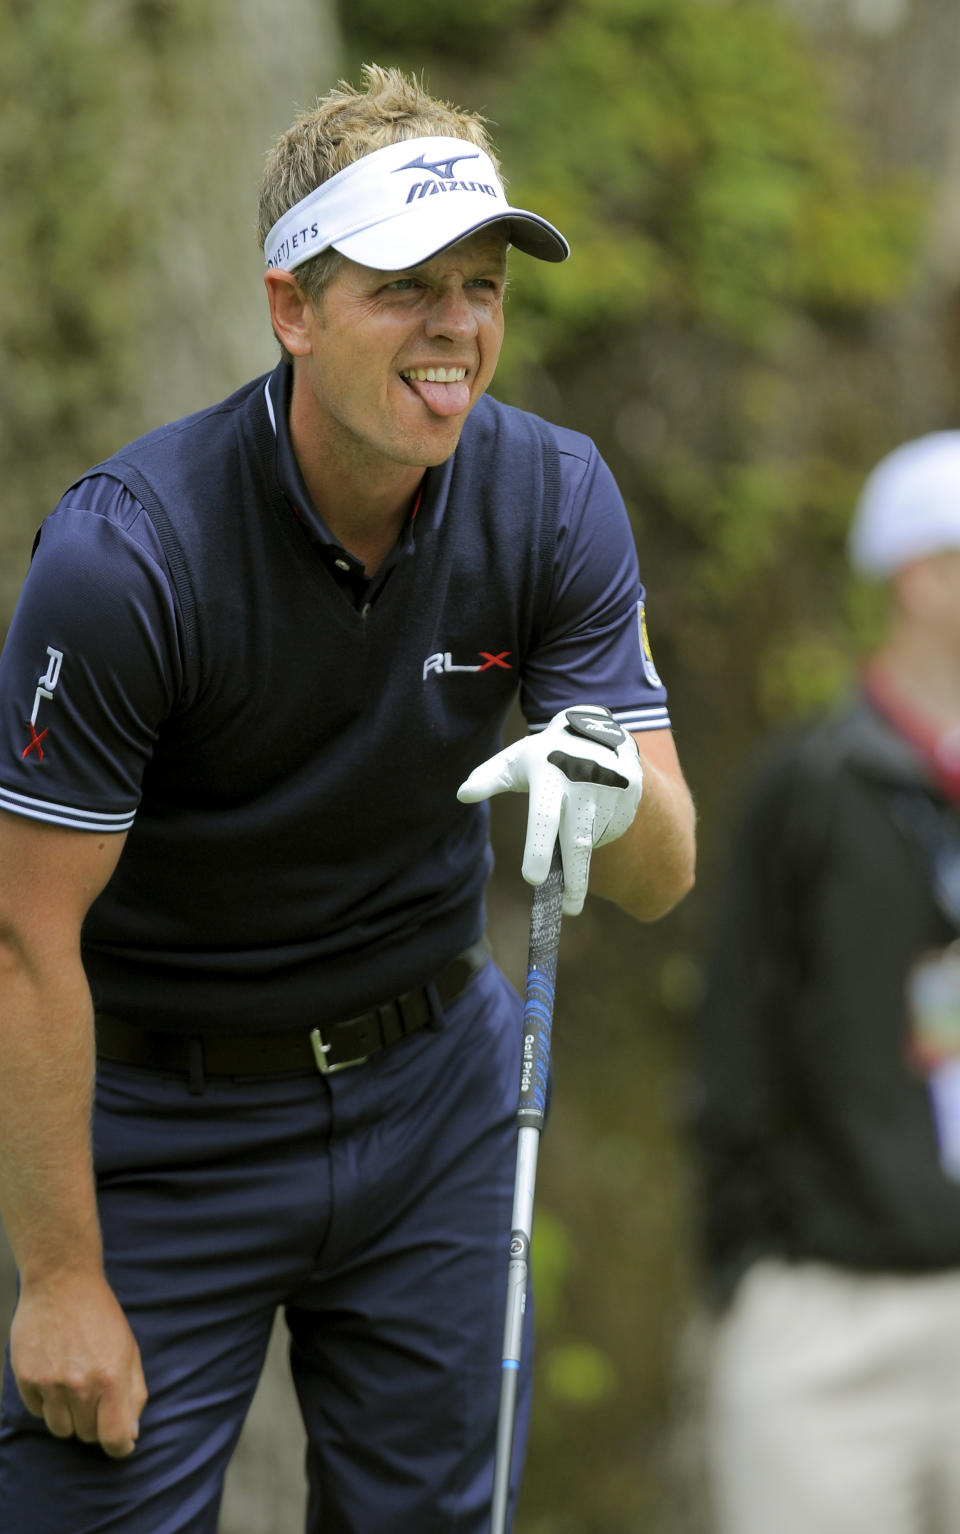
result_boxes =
[265,362,340,550]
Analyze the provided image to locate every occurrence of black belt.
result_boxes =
[94,940,489,1081]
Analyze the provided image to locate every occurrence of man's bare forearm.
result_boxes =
[588,733,696,921]
[0,940,103,1283]
[0,815,127,1281]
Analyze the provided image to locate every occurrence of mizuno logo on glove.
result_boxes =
[562,708,627,753]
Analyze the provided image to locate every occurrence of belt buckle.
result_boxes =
[310,1026,369,1075]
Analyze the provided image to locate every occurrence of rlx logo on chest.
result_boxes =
[422,650,512,680]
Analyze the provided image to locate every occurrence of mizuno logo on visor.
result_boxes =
[395,151,481,181]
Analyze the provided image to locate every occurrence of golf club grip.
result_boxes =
[517,843,563,1131]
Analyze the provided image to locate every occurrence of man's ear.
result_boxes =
[263,271,314,357]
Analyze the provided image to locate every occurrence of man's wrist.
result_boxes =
[13,1218,104,1289]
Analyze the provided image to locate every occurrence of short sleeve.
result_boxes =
[519,429,670,734]
[0,477,183,831]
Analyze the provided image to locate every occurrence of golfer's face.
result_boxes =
[918,549,960,659]
[302,228,507,474]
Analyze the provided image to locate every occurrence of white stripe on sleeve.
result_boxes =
[0,785,136,833]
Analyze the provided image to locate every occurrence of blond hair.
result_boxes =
[258,64,501,305]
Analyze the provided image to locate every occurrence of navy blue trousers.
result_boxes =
[0,960,533,1532]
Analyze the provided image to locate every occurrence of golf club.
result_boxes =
[490,841,564,1534]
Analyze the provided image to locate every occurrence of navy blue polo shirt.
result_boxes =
[0,364,669,1030]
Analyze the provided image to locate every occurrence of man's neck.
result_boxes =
[288,385,424,576]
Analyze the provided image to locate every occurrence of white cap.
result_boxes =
[848,431,960,577]
[264,135,569,274]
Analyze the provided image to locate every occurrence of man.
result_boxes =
[693,432,960,1534]
[0,65,695,1532]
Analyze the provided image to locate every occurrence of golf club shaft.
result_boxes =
[490,845,564,1534]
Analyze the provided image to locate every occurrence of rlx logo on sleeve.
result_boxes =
[21,646,63,761]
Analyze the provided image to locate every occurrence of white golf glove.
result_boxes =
[457,705,643,916]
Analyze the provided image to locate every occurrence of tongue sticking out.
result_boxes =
[402,376,471,417]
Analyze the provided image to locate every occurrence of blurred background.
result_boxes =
[2,0,959,1529]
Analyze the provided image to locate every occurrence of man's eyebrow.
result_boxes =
[399,242,509,282]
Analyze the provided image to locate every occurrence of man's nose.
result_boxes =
[424,284,478,339]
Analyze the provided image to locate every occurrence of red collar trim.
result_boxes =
[863,662,960,802]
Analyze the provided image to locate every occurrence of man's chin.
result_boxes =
[399,415,473,467]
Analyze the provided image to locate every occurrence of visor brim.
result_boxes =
[332,207,569,271]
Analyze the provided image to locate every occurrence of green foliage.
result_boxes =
[529,1205,574,1330]
[0,0,272,585]
[485,0,925,349]
[344,0,545,63]
[0,0,194,500]
[1,8,140,438]
[543,1340,619,1407]
[757,629,856,718]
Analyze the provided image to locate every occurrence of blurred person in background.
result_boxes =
[0,63,694,1533]
[693,431,960,1534]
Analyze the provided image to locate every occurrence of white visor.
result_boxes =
[849,431,960,577]
[264,135,569,273]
